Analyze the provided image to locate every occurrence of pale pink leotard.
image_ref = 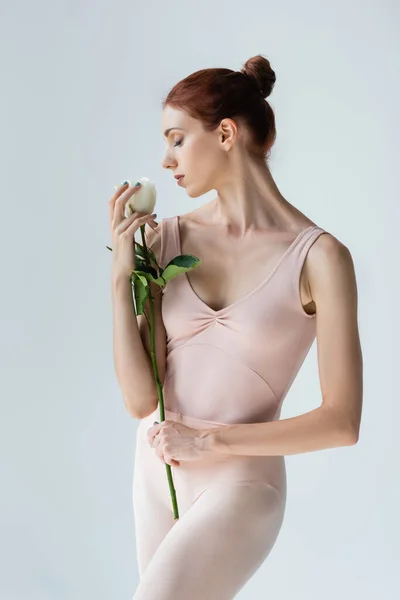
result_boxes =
[131,215,328,599]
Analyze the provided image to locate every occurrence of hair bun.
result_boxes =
[241,54,276,98]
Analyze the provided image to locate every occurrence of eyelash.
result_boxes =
[173,140,182,147]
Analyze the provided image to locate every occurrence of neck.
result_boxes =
[208,159,302,236]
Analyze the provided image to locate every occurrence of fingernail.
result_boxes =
[114,181,129,190]
[153,421,159,425]
[135,181,141,187]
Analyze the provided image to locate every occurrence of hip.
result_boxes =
[135,408,287,500]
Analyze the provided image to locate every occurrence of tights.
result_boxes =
[131,410,286,600]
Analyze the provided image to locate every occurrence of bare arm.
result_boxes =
[135,223,167,417]
[111,222,166,419]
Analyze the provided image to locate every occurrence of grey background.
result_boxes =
[1,1,399,598]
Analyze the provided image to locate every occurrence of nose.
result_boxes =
[161,147,178,171]
[161,157,177,171]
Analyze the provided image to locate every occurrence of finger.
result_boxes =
[142,220,159,236]
[116,211,151,234]
[108,181,130,223]
[147,422,162,445]
[148,219,159,229]
[118,212,156,235]
[164,454,180,467]
[112,182,143,229]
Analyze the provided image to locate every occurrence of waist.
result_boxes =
[138,408,286,494]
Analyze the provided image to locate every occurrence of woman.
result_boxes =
[109,54,363,600]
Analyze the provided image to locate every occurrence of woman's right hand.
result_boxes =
[108,182,158,280]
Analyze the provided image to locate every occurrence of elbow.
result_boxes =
[124,406,151,420]
[137,404,159,420]
[123,395,158,421]
[346,430,359,446]
[341,425,359,446]
[343,412,361,446]
[124,403,142,420]
[322,404,360,447]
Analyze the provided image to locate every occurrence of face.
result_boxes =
[161,105,232,198]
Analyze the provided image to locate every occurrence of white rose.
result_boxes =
[124,177,157,218]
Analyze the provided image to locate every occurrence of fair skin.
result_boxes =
[147,105,363,466]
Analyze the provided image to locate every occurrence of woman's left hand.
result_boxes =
[147,420,210,466]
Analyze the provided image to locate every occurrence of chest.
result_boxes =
[177,218,314,315]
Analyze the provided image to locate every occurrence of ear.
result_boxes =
[219,118,237,149]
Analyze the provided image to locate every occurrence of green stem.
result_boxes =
[138,224,180,520]
[139,225,151,267]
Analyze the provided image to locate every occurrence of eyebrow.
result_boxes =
[163,127,185,138]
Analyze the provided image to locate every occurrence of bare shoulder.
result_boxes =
[308,229,352,267]
[178,208,207,227]
[305,229,357,302]
[175,208,209,246]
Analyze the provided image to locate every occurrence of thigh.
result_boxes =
[131,481,286,600]
[133,461,177,577]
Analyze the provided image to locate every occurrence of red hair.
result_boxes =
[161,54,277,161]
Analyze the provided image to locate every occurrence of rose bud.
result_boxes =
[124,177,157,218]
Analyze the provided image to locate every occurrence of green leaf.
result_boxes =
[131,271,150,287]
[130,253,201,315]
[132,265,159,283]
[135,241,157,266]
[131,274,149,316]
[161,254,201,283]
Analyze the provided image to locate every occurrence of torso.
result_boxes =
[177,208,317,316]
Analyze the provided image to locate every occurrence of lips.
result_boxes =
[176,175,185,185]
[174,174,184,180]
